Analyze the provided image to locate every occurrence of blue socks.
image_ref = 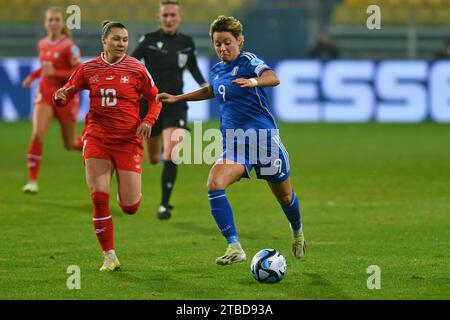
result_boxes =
[208,189,239,244]
[208,189,301,244]
[280,191,302,232]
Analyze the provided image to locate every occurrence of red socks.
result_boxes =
[119,199,141,215]
[91,192,114,252]
[26,136,82,183]
[91,192,142,251]
[27,140,42,181]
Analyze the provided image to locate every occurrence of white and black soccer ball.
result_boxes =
[250,249,287,283]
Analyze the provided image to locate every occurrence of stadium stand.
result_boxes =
[0,0,243,23]
[0,0,449,59]
[328,0,450,59]
[0,0,245,56]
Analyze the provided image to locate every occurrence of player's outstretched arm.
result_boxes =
[53,85,76,106]
[157,85,214,104]
[23,68,42,88]
[52,64,86,107]
[22,76,34,89]
[232,70,280,88]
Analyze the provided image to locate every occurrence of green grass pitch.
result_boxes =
[0,121,449,299]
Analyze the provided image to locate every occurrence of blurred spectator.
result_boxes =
[306,34,340,59]
[435,38,450,59]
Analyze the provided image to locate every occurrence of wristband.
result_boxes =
[249,78,258,87]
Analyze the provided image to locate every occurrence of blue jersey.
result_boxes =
[209,51,290,184]
[209,51,277,135]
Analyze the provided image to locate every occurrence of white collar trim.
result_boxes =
[101,52,126,65]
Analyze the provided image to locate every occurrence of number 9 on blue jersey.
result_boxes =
[218,84,226,102]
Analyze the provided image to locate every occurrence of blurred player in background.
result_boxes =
[22,7,83,194]
[131,0,207,220]
[157,16,306,265]
[54,21,162,271]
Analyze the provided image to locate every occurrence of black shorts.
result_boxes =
[139,98,188,137]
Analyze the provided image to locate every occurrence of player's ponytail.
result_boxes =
[160,0,180,6]
[101,20,127,38]
[61,25,72,39]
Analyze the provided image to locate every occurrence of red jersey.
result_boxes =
[55,53,162,145]
[30,35,81,90]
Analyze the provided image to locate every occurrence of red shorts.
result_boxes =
[35,86,79,123]
[82,138,143,173]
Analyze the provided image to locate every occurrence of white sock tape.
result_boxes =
[249,78,258,87]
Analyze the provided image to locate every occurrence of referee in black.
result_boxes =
[132,0,207,220]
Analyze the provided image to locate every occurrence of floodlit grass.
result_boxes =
[0,121,449,299]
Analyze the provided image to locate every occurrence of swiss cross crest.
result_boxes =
[89,74,99,84]
[133,154,140,163]
[120,75,130,83]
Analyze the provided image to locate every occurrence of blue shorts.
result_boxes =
[221,133,291,184]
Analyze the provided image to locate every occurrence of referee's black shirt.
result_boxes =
[131,29,207,95]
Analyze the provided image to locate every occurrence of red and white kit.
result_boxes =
[30,35,81,122]
[54,53,162,173]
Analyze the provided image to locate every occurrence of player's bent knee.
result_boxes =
[278,193,293,206]
[149,157,160,165]
[149,152,160,164]
[207,178,227,191]
[89,186,108,194]
[119,200,141,215]
[63,142,75,151]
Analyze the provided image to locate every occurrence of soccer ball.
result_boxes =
[250,249,287,283]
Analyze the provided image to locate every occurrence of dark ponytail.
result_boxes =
[101,20,127,38]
